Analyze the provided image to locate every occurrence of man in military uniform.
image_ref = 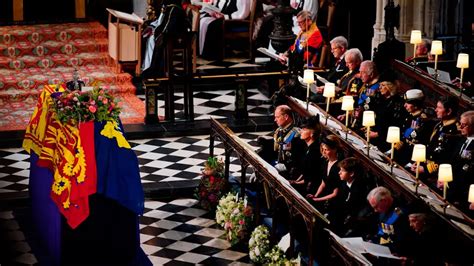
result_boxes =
[449,110,474,217]
[336,48,363,97]
[367,186,410,256]
[351,60,380,132]
[411,96,460,188]
[394,89,434,166]
[258,105,306,179]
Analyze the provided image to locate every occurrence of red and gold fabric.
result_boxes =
[289,22,323,65]
[23,85,97,229]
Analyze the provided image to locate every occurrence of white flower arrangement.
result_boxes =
[248,234,301,266]
[249,225,270,263]
[215,192,253,245]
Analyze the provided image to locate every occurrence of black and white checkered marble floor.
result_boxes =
[0,56,275,265]
[0,198,254,265]
[0,132,271,265]
[0,133,269,194]
[137,88,272,121]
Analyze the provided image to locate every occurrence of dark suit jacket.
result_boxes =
[326,56,349,83]
[450,137,474,216]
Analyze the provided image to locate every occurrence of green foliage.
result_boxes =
[52,87,121,125]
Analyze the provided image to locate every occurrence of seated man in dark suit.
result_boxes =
[449,110,474,217]
[337,157,373,236]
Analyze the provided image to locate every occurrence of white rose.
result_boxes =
[255,246,260,256]
[250,251,255,260]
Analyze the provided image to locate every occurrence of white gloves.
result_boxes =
[274,163,287,172]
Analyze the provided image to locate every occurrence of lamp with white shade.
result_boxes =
[323,83,335,125]
[362,111,375,155]
[468,184,474,205]
[341,96,354,140]
[386,126,400,173]
[456,53,469,97]
[303,69,315,110]
[411,144,426,193]
[438,164,453,200]
[430,40,443,77]
[410,30,422,60]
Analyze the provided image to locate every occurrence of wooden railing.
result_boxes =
[209,118,330,264]
[287,96,474,263]
[392,59,474,111]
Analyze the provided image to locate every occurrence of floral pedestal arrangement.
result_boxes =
[248,225,301,265]
[216,192,253,246]
[195,157,227,211]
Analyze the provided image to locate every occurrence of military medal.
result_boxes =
[364,97,370,110]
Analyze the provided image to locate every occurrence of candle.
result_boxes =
[438,164,453,199]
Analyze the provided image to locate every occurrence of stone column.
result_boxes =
[371,0,387,56]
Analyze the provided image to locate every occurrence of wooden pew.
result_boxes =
[209,118,330,264]
[287,96,474,264]
[392,59,474,111]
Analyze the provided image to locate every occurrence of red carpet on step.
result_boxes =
[0,22,145,131]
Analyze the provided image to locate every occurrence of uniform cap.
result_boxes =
[404,89,424,102]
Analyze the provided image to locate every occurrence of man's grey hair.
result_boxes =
[367,186,392,203]
[461,110,474,126]
[297,10,313,21]
[330,36,348,50]
[360,60,376,77]
[345,48,363,63]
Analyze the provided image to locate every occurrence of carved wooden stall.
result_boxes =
[287,96,474,264]
[144,69,289,123]
[209,118,330,265]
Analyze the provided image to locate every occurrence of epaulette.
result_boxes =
[394,141,403,150]
[426,160,439,174]
[420,113,428,119]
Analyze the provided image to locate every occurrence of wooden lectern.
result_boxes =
[106,8,143,76]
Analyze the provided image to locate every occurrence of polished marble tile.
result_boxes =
[173,252,209,263]
[166,241,201,252]
[194,227,226,238]
[152,219,182,230]
[158,230,191,241]
[186,217,216,227]
[202,238,232,249]
[177,207,207,217]
[213,249,247,261]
